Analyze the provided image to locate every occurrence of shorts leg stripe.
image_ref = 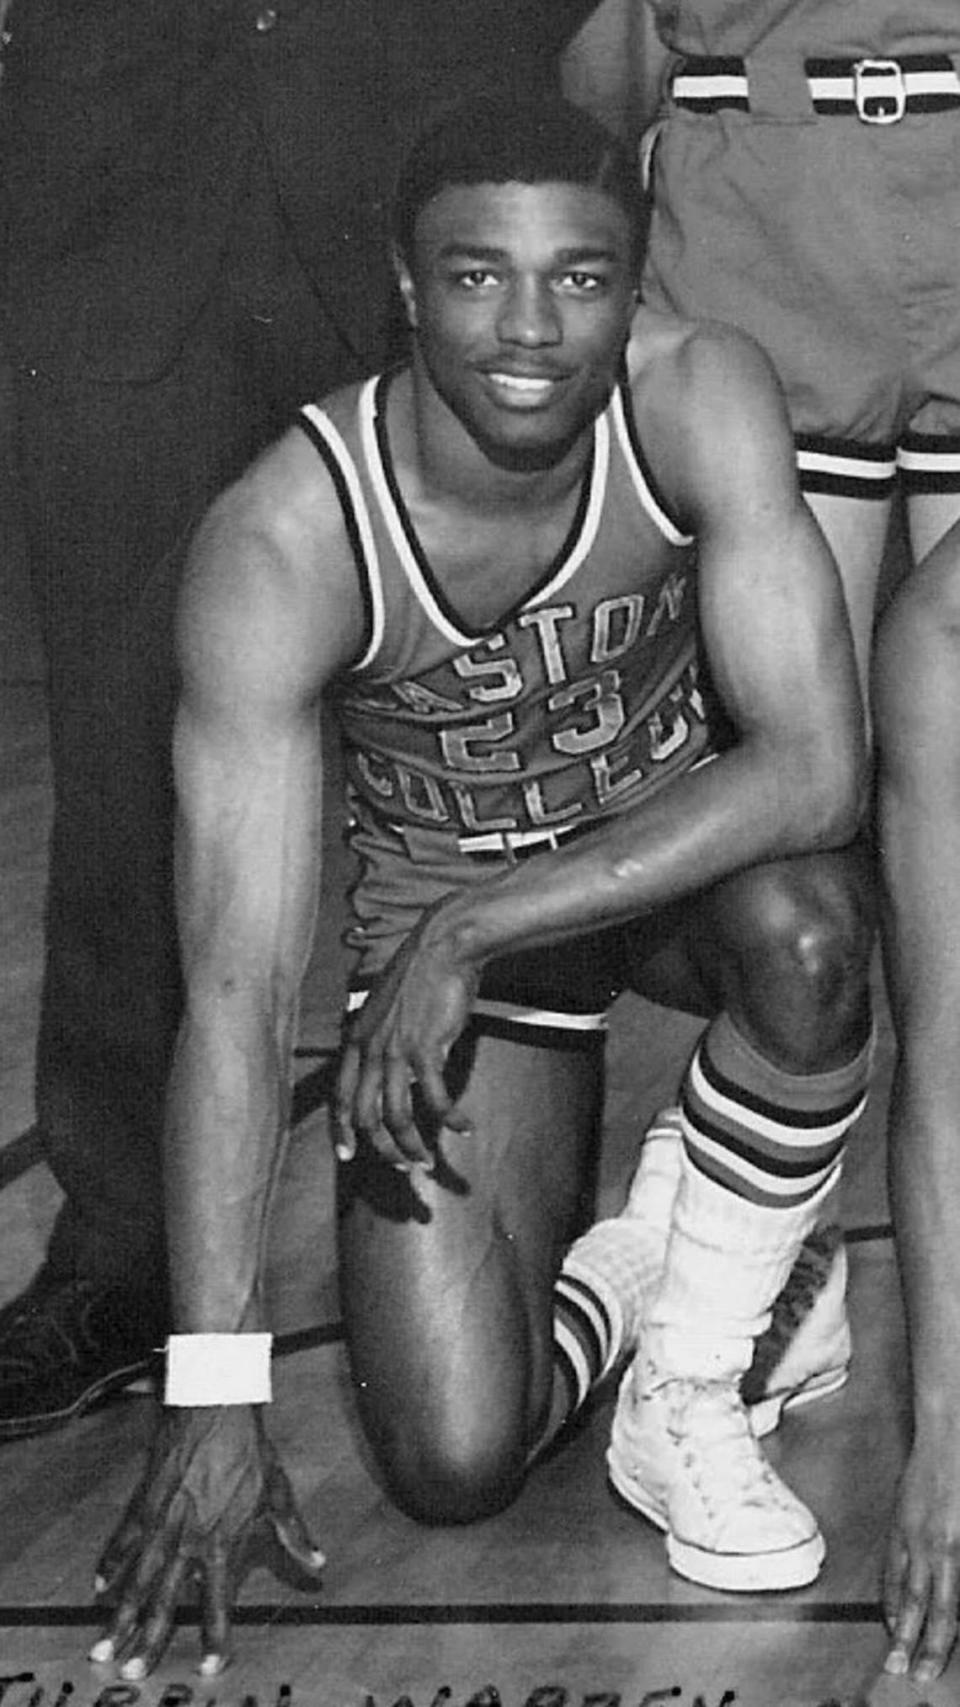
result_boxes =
[899,436,960,493]
[473,997,609,1032]
[796,438,897,501]
[346,989,609,1033]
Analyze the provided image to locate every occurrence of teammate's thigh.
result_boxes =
[674,850,874,1071]
[336,1020,604,1522]
[805,491,893,703]
[908,491,960,569]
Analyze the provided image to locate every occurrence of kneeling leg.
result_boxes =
[337,1023,604,1524]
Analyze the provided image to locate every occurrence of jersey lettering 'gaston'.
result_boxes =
[299,372,723,847]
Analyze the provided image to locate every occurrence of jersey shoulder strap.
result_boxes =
[611,377,694,547]
[297,387,385,671]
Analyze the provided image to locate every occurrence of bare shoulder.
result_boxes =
[627,303,786,429]
[180,415,369,698]
[624,304,797,519]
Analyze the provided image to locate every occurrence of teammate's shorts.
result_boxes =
[643,96,960,501]
[344,812,633,1045]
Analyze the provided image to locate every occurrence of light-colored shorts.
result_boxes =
[644,97,960,500]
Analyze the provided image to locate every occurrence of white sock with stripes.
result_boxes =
[679,1013,874,1210]
[552,1114,683,1413]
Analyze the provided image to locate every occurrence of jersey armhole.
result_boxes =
[613,377,694,547]
[297,404,385,671]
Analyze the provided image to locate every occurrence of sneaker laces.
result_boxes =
[664,1379,790,1513]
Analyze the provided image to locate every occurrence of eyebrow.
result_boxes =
[436,243,622,264]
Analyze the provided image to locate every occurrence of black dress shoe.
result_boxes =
[0,1272,166,1440]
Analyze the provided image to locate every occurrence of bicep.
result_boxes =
[172,504,347,996]
[698,496,856,742]
[679,346,859,742]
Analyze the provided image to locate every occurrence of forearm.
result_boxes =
[163,990,296,1333]
[429,736,860,972]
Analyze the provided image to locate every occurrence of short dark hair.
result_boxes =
[392,93,646,272]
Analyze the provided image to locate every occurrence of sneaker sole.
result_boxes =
[749,1362,850,1440]
[0,1357,157,1442]
[607,1455,826,1592]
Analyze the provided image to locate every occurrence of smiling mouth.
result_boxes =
[482,371,566,404]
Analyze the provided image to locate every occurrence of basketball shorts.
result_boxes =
[643,105,960,501]
[344,812,633,1046]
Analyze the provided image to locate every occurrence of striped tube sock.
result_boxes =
[553,1266,623,1414]
[680,1013,874,1207]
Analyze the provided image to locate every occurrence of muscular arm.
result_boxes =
[94,431,365,1677]
[875,529,960,1685]
[340,325,866,1157]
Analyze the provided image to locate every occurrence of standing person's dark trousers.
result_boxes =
[0,0,593,1438]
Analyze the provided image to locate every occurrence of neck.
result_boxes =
[396,360,599,514]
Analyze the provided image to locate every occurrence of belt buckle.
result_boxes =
[853,58,906,124]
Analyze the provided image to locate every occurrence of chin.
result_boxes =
[475,427,581,473]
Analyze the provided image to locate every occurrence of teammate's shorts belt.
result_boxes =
[671,55,960,124]
[455,818,599,865]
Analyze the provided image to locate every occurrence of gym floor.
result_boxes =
[1,677,953,1707]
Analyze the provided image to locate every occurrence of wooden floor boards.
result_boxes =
[1,682,951,1707]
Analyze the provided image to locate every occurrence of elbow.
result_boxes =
[771,721,868,855]
[795,740,868,852]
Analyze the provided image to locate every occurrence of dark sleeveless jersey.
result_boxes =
[648,0,960,60]
[298,371,722,854]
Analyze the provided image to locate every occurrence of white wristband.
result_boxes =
[164,1333,273,1406]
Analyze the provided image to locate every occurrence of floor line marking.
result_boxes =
[0,1602,885,1629]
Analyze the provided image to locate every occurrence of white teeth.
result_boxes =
[488,373,553,393]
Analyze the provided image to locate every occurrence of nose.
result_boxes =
[496,277,561,348]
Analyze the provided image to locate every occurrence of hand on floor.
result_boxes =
[89,1404,325,1678]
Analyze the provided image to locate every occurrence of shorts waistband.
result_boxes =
[455,818,598,865]
[671,54,960,123]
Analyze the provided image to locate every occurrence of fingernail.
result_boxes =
[914,1661,938,1683]
[334,1142,353,1162]
[93,1575,106,1595]
[310,1548,326,1569]
[120,1660,146,1682]
[884,1647,909,1676]
[199,1654,227,1679]
[87,1639,114,1665]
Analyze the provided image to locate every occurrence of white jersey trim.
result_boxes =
[526,410,609,608]
[359,377,472,648]
[300,399,385,672]
[359,377,611,646]
[611,385,694,547]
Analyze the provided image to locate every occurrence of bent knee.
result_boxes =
[378,1418,529,1526]
[720,861,874,1057]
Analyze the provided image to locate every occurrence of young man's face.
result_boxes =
[398,179,638,469]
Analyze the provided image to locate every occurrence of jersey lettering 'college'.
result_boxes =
[299,372,720,848]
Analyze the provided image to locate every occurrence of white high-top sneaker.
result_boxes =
[564,1109,850,1414]
[606,1151,834,1591]
[743,1223,851,1439]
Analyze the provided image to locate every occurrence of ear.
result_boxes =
[392,244,419,330]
